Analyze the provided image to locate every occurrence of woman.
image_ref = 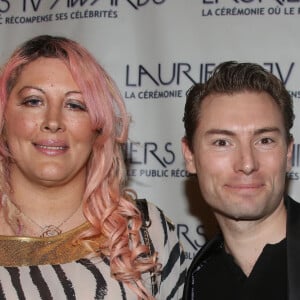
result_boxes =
[0,35,186,299]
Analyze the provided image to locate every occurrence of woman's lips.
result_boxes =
[33,141,69,155]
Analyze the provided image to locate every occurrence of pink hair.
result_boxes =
[0,36,158,299]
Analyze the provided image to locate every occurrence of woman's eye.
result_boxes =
[21,97,42,107]
[66,101,87,111]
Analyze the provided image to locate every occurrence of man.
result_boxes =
[181,61,299,300]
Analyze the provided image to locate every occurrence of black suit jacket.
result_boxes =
[183,195,300,300]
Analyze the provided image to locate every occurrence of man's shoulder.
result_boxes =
[286,195,300,208]
[189,233,224,273]
[183,234,224,299]
[286,195,300,219]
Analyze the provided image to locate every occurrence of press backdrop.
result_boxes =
[0,0,299,264]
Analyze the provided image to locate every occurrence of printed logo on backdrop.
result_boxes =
[263,62,300,101]
[124,62,297,100]
[0,0,167,25]
[288,144,300,181]
[123,141,190,178]
[123,140,207,258]
[124,63,215,100]
[177,223,207,260]
[201,0,300,17]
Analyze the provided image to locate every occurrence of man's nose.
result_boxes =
[234,144,259,175]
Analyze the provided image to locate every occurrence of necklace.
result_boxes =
[2,194,82,238]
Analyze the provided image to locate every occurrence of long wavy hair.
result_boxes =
[0,35,158,299]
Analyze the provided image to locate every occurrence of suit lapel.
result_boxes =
[286,196,300,300]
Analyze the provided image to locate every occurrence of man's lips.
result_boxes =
[225,183,264,189]
[224,183,265,194]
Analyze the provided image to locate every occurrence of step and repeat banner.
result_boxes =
[0,0,299,264]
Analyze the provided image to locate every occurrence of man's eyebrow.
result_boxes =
[205,127,281,136]
[253,127,281,135]
[205,129,235,136]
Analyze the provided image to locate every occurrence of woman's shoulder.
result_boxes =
[134,198,180,254]
[135,198,187,299]
[135,198,175,231]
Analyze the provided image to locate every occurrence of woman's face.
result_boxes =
[5,57,97,187]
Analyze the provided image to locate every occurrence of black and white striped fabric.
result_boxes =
[0,201,187,299]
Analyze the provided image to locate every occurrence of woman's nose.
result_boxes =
[40,106,65,133]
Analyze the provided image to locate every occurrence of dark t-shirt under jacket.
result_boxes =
[192,238,287,300]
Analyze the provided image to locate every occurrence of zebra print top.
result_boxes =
[0,200,187,299]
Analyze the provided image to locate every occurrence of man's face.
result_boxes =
[182,91,293,222]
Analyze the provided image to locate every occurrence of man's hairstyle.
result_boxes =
[183,61,294,149]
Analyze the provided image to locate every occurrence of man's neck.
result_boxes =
[216,200,287,276]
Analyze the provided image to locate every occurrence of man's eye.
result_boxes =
[213,139,228,146]
[260,137,274,144]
